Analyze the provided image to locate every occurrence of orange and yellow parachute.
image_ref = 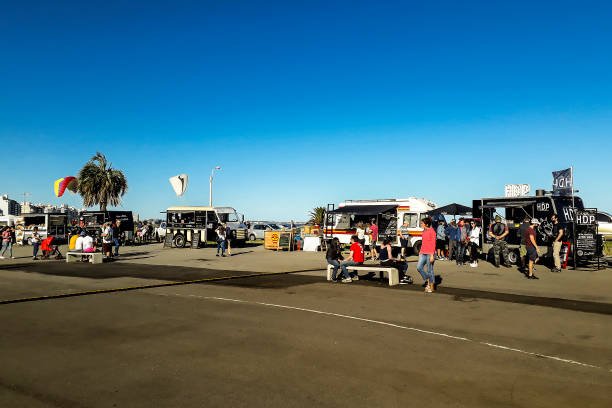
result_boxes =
[54,176,78,197]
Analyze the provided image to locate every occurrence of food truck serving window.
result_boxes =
[402,213,420,228]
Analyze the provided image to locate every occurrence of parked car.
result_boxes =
[596,211,612,238]
[248,223,278,241]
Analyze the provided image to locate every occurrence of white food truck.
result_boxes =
[324,197,437,254]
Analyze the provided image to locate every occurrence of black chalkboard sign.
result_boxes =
[378,213,397,241]
[575,209,598,260]
[191,231,200,249]
[164,233,173,248]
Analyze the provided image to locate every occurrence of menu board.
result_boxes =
[378,213,397,241]
[574,209,598,260]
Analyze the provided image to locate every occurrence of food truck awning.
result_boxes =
[426,203,472,216]
[330,204,397,215]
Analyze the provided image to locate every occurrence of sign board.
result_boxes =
[191,231,200,249]
[574,209,598,260]
[504,184,530,198]
[378,212,397,242]
[552,168,573,196]
[163,233,173,248]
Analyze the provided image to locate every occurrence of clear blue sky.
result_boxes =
[1,0,611,220]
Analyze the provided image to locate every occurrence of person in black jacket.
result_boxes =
[326,238,350,282]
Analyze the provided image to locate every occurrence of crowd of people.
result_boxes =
[326,213,568,291]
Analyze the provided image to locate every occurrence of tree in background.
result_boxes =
[308,206,326,225]
[78,152,128,211]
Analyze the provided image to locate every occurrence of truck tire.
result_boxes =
[173,234,186,248]
[412,241,421,255]
[507,250,519,265]
[249,234,256,241]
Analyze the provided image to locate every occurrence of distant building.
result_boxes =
[0,195,21,216]
[21,202,44,214]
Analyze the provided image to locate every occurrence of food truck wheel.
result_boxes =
[26,237,33,245]
[173,234,186,248]
[507,250,519,265]
[249,234,256,241]
[412,241,422,255]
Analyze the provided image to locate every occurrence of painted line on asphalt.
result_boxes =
[167,293,608,372]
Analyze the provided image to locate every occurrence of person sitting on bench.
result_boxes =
[339,235,364,281]
[379,238,412,284]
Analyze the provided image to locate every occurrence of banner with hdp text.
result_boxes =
[552,168,573,196]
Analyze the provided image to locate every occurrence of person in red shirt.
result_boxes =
[339,235,364,282]
[416,217,436,293]
[524,219,540,280]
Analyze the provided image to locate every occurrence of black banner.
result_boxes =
[575,209,597,260]
[552,168,573,196]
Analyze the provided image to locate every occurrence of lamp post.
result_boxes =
[209,166,221,206]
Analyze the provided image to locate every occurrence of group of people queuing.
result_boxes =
[215,224,233,257]
[430,218,482,267]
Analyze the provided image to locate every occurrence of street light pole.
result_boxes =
[209,166,221,207]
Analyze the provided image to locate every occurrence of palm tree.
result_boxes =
[77,152,128,211]
[308,206,326,226]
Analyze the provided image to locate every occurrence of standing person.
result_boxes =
[355,221,366,247]
[225,224,232,256]
[445,220,458,261]
[518,216,531,273]
[216,225,226,257]
[369,218,379,260]
[397,220,410,259]
[525,219,541,279]
[489,215,510,267]
[101,222,113,259]
[468,221,481,267]
[112,220,121,257]
[456,218,468,266]
[416,217,436,293]
[340,235,364,281]
[550,213,564,272]
[379,238,412,284]
[326,238,350,282]
[436,220,446,260]
[31,226,41,260]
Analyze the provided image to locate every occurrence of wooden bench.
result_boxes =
[66,251,104,264]
[326,264,399,286]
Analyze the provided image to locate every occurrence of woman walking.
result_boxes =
[416,217,436,293]
[0,227,13,259]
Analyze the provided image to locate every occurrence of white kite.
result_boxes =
[169,174,189,197]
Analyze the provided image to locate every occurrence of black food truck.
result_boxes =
[79,210,135,244]
[473,190,590,265]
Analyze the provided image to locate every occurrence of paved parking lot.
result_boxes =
[1,244,611,407]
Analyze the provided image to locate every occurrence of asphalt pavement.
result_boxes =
[0,243,610,407]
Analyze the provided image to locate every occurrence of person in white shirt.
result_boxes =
[102,223,113,258]
[82,233,94,252]
[468,221,481,267]
[75,232,86,251]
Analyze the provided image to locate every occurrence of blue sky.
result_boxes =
[1,0,611,220]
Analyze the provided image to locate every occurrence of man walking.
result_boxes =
[445,220,458,261]
[489,215,510,267]
[397,220,410,259]
[550,213,564,272]
[518,216,531,273]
